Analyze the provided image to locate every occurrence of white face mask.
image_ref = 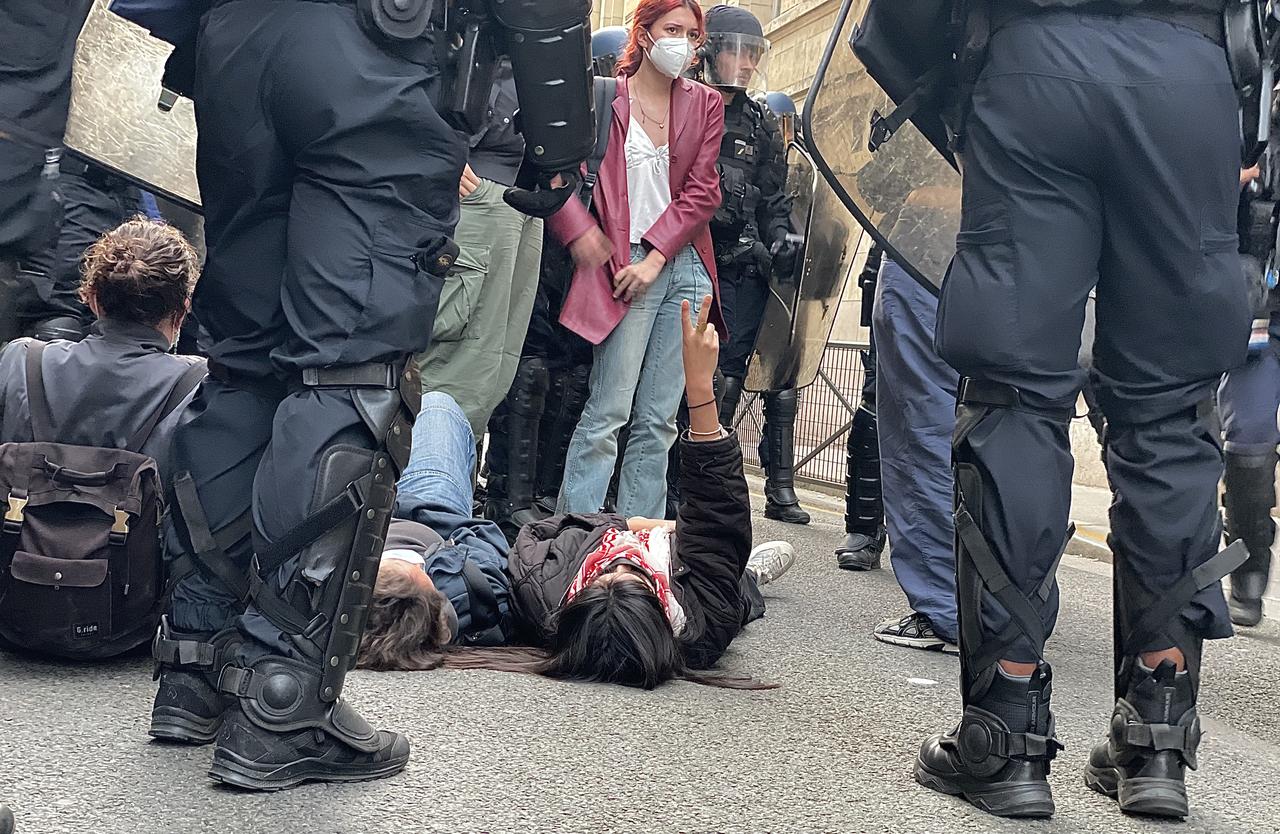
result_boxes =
[646,34,694,79]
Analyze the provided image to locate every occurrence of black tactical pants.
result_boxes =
[718,257,769,380]
[168,0,462,649]
[935,12,1249,663]
[0,0,94,260]
[20,162,141,327]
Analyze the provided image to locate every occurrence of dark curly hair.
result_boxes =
[79,217,198,327]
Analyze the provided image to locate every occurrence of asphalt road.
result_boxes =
[2,485,1279,834]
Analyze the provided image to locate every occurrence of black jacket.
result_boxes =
[0,319,204,480]
[508,431,753,669]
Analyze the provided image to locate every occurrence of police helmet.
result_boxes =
[699,5,771,93]
[761,91,798,146]
[591,26,628,78]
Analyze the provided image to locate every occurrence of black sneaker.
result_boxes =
[151,668,229,745]
[209,702,410,791]
[873,612,957,653]
[835,529,885,571]
[1229,572,1267,627]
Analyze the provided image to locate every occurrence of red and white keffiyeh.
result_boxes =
[563,527,687,635]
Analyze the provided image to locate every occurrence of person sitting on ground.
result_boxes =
[449,295,795,689]
[358,391,514,672]
[0,217,203,475]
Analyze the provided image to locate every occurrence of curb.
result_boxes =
[1068,524,1112,563]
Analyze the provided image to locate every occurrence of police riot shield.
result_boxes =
[745,141,862,393]
[63,1,201,211]
[802,0,961,294]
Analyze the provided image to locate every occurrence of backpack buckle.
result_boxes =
[3,494,27,534]
[109,508,131,546]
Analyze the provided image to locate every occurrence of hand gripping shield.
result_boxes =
[804,0,962,296]
[745,140,862,393]
[63,1,200,210]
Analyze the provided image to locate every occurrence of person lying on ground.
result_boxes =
[447,294,795,689]
[357,391,513,672]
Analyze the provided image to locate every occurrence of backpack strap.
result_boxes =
[580,76,618,212]
[24,341,52,443]
[127,362,206,453]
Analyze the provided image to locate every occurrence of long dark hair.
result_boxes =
[442,582,775,690]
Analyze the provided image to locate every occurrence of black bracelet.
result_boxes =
[687,398,717,411]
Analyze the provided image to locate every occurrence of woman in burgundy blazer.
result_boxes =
[549,0,725,519]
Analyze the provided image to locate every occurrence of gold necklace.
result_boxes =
[631,94,666,130]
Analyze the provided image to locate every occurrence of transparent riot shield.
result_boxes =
[803,0,962,294]
[63,1,201,211]
[745,141,862,392]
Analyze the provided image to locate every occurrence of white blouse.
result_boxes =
[625,116,672,245]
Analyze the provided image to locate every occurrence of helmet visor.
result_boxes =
[702,33,770,93]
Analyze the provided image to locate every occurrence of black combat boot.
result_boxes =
[1223,451,1276,627]
[916,663,1061,818]
[485,358,550,543]
[760,389,810,524]
[1085,659,1200,818]
[211,656,410,791]
[150,619,243,744]
[835,403,885,570]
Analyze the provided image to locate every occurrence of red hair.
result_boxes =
[616,0,705,77]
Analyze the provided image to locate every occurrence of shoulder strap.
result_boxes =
[24,341,52,443]
[581,77,618,209]
[127,362,205,453]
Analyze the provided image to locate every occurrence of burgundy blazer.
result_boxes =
[548,75,726,345]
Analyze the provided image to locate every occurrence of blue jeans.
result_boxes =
[1220,325,1280,458]
[875,259,960,642]
[558,244,712,517]
[398,391,477,517]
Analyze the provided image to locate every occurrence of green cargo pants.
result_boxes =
[418,176,544,436]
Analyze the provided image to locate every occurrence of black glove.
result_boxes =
[770,238,799,280]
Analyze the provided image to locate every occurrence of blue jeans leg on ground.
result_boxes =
[397,391,476,518]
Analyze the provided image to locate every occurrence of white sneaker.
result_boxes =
[747,540,796,587]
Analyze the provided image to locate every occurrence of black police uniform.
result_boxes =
[144,0,593,791]
[0,1,97,344]
[912,0,1250,820]
[17,156,144,341]
[711,93,809,524]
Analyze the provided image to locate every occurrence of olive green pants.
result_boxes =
[417,176,543,436]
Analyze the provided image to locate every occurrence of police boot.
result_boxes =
[534,363,590,508]
[1085,659,1201,818]
[916,663,1061,818]
[760,389,810,525]
[32,315,85,342]
[1223,451,1277,627]
[719,374,744,427]
[149,618,243,745]
[485,357,550,543]
[835,403,885,570]
[207,363,418,790]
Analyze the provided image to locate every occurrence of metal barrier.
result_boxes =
[734,340,870,491]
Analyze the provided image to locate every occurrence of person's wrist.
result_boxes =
[685,381,715,402]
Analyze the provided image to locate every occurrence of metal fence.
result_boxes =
[734,341,870,491]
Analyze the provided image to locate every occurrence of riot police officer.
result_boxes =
[864,0,1252,820]
[0,1,97,345]
[697,5,806,525]
[122,0,594,791]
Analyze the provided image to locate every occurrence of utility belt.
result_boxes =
[59,152,131,192]
[991,2,1224,46]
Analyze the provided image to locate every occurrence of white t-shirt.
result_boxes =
[625,116,672,245]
